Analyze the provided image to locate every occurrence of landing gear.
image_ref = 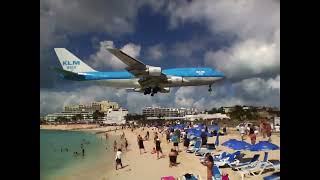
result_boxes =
[144,87,160,96]
[208,84,212,92]
[144,87,152,95]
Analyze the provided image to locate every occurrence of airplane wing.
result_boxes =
[106,48,168,87]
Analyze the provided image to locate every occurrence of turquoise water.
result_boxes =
[40,130,114,180]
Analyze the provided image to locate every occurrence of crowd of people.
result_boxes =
[109,121,275,179]
[239,119,273,145]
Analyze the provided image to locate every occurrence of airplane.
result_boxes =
[53,47,225,96]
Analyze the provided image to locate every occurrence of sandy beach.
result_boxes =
[72,126,280,180]
[41,125,279,179]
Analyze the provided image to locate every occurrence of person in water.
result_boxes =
[82,147,85,157]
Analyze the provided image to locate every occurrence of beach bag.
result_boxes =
[222,173,229,180]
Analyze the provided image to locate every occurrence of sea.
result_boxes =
[40,129,116,180]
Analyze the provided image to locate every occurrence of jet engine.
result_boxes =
[159,87,170,93]
[168,76,183,83]
[146,66,161,76]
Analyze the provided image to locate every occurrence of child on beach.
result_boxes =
[115,149,123,170]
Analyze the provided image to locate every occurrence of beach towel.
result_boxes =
[161,176,175,180]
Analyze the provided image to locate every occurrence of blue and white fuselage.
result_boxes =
[54,48,224,95]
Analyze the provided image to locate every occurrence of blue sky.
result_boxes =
[40,0,280,114]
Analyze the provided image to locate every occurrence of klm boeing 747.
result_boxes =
[54,48,224,96]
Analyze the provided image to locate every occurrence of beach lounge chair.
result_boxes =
[249,161,280,176]
[263,172,280,180]
[231,154,260,170]
[212,165,221,180]
[186,140,201,153]
[214,153,240,167]
[195,143,215,156]
[177,173,202,180]
[200,151,230,164]
[237,161,280,179]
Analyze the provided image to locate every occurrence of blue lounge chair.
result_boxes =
[231,154,260,170]
[212,165,221,180]
[214,153,240,167]
[186,140,201,153]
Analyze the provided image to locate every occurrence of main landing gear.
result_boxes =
[208,84,212,92]
[144,87,160,96]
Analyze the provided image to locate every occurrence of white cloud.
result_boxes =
[204,32,280,78]
[146,44,164,60]
[40,0,149,50]
[166,0,279,40]
[90,40,141,70]
[163,0,280,78]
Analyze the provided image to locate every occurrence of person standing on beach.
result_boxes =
[146,131,150,140]
[240,125,245,141]
[183,133,190,150]
[200,129,208,147]
[138,135,146,154]
[115,148,123,170]
[169,148,178,167]
[166,130,170,143]
[171,134,179,151]
[266,123,272,142]
[125,138,128,151]
[205,155,214,180]
[113,140,117,152]
[155,137,163,159]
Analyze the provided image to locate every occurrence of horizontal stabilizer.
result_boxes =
[53,67,85,81]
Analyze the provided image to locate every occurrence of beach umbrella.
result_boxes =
[215,132,220,146]
[222,139,252,150]
[250,141,280,161]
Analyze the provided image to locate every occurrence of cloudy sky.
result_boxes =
[40,0,280,115]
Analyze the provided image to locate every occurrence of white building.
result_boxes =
[103,109,128,125]
[44,112,94,122]
[185,113,230,122]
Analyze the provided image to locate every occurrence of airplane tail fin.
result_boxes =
[54,48,96,73]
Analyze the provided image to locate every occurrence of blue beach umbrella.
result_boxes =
[222,139,252,150]
[250,141,280,162]
[250,141,280,151]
